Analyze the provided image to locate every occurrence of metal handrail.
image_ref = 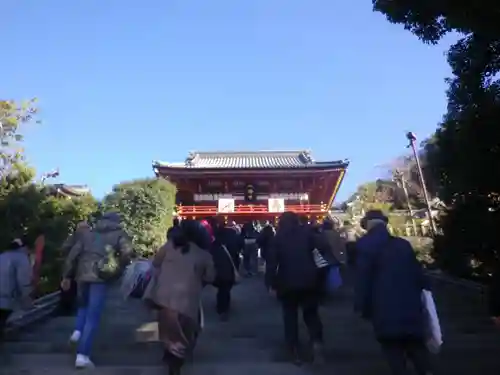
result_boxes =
[5,291,61,332]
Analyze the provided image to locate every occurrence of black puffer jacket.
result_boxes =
[489,268,500,317]
[210,239,237,286]
[265,214,332,294]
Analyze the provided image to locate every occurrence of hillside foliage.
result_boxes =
[102,178,176,257]
[373,0,500,279]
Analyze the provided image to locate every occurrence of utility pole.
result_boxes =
[393,169,418,235]
[406,131,437,237]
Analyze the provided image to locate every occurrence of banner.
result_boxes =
[268,198,285,213]
[218,198,235,213]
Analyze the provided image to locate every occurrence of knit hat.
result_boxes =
[360,210,388,230]
[200,219,215,243]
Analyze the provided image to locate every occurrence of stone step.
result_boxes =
[1,362,316,375]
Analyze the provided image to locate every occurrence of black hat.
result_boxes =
[360,210,388,230]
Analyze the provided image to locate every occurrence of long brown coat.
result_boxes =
[144,241,215,321]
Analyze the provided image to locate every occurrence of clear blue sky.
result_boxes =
[3,0,455,202]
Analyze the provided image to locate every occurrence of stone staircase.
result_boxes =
[2,272,500,374]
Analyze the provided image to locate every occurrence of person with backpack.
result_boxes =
[61,211,133,369]
[354,210,434,375]
[0,239,33,342]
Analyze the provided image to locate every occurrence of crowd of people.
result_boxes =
[1,210,500,375]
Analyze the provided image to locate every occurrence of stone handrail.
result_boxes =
[5,291,61,333]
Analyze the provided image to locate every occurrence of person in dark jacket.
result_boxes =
[167,218,181,241]
[241,221,259,276]
[219,226,243,271]
[488,265,500,327]
[265,212,331,365]
[257,224,275,263]
[201,218,238,321]
[354,210,434,375]
[342,220,359,267]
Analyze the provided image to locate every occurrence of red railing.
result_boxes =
[177,204,327,215]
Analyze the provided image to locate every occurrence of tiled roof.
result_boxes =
[154,150,348,169]
[46,184,90,197]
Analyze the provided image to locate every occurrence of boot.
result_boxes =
[286,345,302,366]
[310,341,325,365]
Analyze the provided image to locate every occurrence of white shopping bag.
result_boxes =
[422,290,443,354]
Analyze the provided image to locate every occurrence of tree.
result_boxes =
[102,178,176,257]
[373,1,500,278]
[1,98,100,293]
[0,99,39,172]
[0,162,99,295]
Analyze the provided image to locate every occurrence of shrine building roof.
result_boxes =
[153,150,349,170]
[46,184,91,197]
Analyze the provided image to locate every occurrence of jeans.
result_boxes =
[75,282,107,356]
[216,283,232,315]
[243,246,258,274]
[378,336,433,375]
[280,290,323,348]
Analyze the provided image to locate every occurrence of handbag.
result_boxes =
[221,245,241,284]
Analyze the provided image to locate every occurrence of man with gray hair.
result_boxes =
[0,238,33,341]
[354,210,434,375]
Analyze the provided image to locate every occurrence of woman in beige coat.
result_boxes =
[144,219,215,375]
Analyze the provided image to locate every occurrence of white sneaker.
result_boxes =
[69,330,81,344]
[75,354,95,369]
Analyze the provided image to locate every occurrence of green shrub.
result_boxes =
[102,178,176,257]
[0,163,99,296]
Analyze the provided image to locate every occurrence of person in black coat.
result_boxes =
[257,225,275,263]
[201,218,239,321]
[488,265,500,327]
[241,221,259,276]
[265,212,331,364]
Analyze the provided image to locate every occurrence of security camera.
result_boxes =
[406,132,417,142]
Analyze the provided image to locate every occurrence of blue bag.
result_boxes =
[326,265,343,292]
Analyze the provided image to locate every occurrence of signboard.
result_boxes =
[268,198,285,213]
[269,193,308,200]
[195,193,233,201]
[218,198,235,213]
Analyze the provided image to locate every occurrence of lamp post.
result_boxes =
[393,169,417,235]
[406,132,437,237]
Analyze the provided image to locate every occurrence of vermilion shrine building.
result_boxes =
[153,150,349,224]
